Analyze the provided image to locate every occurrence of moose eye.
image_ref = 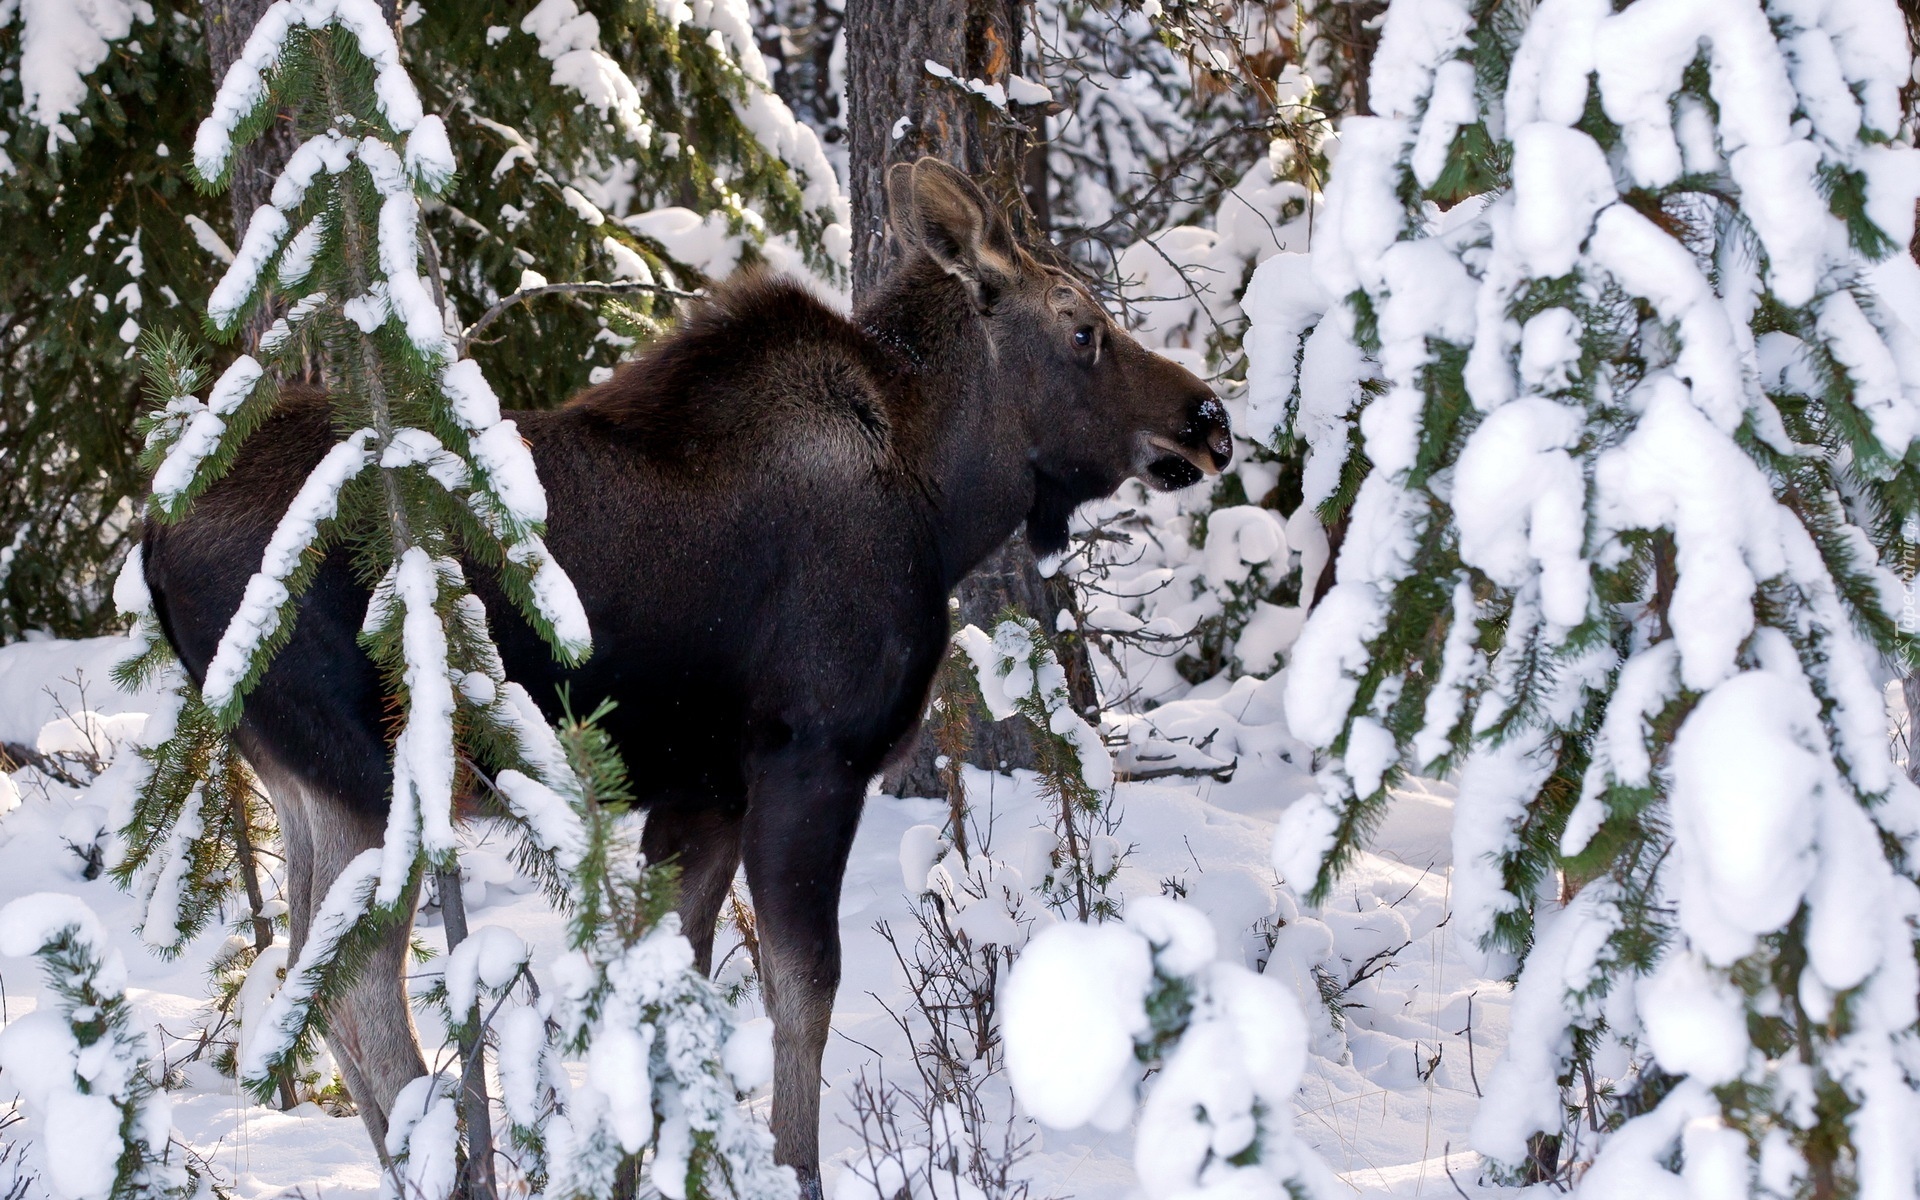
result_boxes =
[1073,326,1094,348]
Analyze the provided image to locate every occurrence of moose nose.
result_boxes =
[1195,393,1232,472]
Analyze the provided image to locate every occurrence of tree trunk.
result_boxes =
[846,0,1031,297]
[846,0,1096,797]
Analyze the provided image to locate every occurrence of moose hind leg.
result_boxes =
[740,745,866,1200]
[261,765,427,1155]
[640,800,745,975]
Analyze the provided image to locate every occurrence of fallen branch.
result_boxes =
[1114,757,1238,784]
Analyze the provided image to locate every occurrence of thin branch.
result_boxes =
[457,281,701,355]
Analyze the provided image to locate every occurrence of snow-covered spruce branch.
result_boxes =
[0,895,196,1200]
[1002,896,1336,1199]
[140,338,273,521]
[198,428,376,722]
[511,0,849,278]
[236,848,388,1098]
[1258,0,1920,1187]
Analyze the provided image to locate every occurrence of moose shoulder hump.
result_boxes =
[565,271,900,468]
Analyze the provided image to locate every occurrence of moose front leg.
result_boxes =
[740,745,866,1200]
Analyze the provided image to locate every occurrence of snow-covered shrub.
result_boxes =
[1182,504,1299,679]
[383,1074,461,1200]
[1265,0,1920,1186]
[0,894,195,1200]
[1002,896,1335,1199]
[834,1074,1031,1200]
[487,703,792,1200]
[955,616,1121,921]
[840,817,1048,1200]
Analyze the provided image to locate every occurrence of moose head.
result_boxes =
[880,158,1234,554]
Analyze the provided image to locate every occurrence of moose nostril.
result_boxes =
[1208,427,1233,463]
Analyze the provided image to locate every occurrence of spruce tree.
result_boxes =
[113,2,805,1194]
[0,895,199,1200]
[0,0,847,639]
[139,9,601,1180]
[0,1,225,640]
[1261,0,1920,1188]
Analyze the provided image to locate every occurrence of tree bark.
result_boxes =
[436,869,499,1200]
[846,0,1031,297]
[846,0,1096,797]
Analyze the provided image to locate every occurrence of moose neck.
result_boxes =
[857,261,1039,593]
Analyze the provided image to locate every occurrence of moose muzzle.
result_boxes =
[1139,392,1233,491]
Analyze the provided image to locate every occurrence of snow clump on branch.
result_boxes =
[1003,896,1336,1199]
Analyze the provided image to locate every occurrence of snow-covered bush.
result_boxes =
[485,703,792,1200]
[955,616,1120,921]
[837,814,1048,1200]
[1002,896,1335,1199]
[0,894,195,1200]
[1264,0,1920,1186]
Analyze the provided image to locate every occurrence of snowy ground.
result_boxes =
[0,634,1510,1199]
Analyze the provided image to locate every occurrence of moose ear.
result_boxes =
[888,158,1019,306]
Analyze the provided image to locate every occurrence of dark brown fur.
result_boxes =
[143,160,1230,1197]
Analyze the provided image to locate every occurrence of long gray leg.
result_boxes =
[255,760,427,1156]
[740,746,866,1200]
[640,802,745,975]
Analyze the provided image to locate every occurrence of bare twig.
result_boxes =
[1443,1141,1473,1200]
[1459,990,1482,1098]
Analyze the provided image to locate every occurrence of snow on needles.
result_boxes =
[514,0,848,255]
[194,0,421,183]
[519,0,651,147]
[955,618,1114,793]
[1245,0,1920,1184]
[6,0,144,150]
[378,548,460,904]
[199,428,376,716]
[239,848,384,1091]
[148,355,265,512]
[0,893,189,1200]
[1003,897,1336,1199]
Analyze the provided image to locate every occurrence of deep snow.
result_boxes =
[0,633,1510,1199]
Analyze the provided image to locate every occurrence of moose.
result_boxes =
[143,158,1231,1196]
